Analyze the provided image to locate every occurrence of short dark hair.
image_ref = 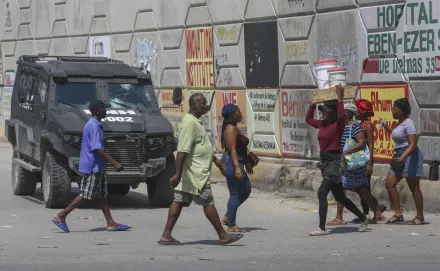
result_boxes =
[189,93,205,107]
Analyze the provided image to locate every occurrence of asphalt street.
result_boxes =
[1,142,440,270]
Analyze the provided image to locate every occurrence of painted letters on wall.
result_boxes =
[279,89,319,158]
[185,28,214,89]
[360,85,409,162]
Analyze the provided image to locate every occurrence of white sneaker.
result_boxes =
[358,216,369,232]
[309,228,329,236]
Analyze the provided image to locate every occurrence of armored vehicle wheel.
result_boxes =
[42,153,71,208]
[108,184,130,195]
[11,149,37,195]
[147,155,175,208]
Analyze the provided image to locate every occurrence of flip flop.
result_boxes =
[157,237,183,246]
[386,215,404,224]
[327,218,345,225]
[108,224,131,231]
[406,217,427,225]
[220,233,244,246]
[51,217,70,233]
[227,226,247,233]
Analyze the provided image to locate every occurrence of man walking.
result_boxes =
[51,100,130,232]
[158,93,244,246]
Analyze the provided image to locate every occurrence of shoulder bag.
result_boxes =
[343,123,370,170]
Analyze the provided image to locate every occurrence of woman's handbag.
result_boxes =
[389,152,405,173]
[343,123,370,170]
[247,151,260,167]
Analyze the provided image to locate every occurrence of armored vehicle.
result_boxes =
[5,55,181,208]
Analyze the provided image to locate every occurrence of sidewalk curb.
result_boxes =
[210,158,440,213]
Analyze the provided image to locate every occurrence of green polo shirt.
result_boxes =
[175,113,214,195]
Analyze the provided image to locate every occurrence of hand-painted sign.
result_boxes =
[366,0,440,77]
[360,85,409,162]
[185,28,214,89]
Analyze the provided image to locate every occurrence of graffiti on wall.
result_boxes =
[360,85,409,162]
[3,0,12,32]
[135,37,157,74]
[158,89,188,138]
[215,90,247,151]
[287,0,305,7]
[186,28,214,88]
[319,45,358,81]
[244,21,279,88]
[279,89,319,158]
[89,36,111,58]
[420,109,440,134]
[217,25,238,42]
[366,0,440,77]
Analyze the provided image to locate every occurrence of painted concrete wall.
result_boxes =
[1,0,440,166]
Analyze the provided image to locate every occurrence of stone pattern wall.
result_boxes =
[1,0,440,170]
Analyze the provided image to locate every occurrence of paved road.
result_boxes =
[1,143,440,270]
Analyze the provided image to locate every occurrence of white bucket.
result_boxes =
[327,67,347,88]
[313,59,337,90]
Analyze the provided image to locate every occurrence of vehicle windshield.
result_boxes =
[108,83,154,112]
[55,83,97,108]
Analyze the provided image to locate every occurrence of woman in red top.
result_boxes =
[306,87,368,236]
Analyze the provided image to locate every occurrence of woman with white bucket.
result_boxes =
[313,59,338,90]
[306,86,368,236]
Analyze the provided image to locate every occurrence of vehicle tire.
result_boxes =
[107,184,130,195]
[42,152,71,208]
[11,149,37,195]
[147,155,175,208]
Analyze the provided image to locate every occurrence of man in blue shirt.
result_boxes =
[52,100,130,232]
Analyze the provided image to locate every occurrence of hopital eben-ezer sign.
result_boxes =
[367,0,440,76]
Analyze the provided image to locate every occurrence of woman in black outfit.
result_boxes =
[220,104,253,233]
[305,86,368,236]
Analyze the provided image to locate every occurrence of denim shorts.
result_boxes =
[388,147,423,177]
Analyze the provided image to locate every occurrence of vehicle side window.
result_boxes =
[38,80,48,104]
[18,71,36,111]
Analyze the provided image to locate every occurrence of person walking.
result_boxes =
[382,98,425,225]
[219,104,252,233]
[51,100,130,233]
[306,86,369,236]
[158,93,244,245]
[327,99,384,225]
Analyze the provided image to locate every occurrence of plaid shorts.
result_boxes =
[79,172,108,200]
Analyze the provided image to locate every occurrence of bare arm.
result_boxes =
[224,125,240,170]
[343,131,366,155]
[399,135,417,160]
[336,86,345,131]
[305,104,320,128]
[382,120,393,134]
[175,152,187,179]
[95,149,117,164]
[364,123,375,165]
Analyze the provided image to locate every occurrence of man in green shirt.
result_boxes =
[158,93,244,246]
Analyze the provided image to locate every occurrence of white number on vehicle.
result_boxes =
[102,117,134,122]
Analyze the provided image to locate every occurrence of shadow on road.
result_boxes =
[328,226,372,234]
[239,227,268,232]
[183,239,245,246]
[21,186,163,210]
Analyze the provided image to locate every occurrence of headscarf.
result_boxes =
[344,103,358,120]
[221,104,238,149]
[394,98,411,117]
[355,99,374,117]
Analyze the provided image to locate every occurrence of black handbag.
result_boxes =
[389,153,405,172]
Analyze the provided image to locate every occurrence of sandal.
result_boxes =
[220,233,244,245]
[406,217,426,225]
[157,237,183,246]
[326,218,345,225]
[386,215,404,224]
[227,226,247,233]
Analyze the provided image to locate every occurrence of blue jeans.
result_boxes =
[221,152,252,226]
